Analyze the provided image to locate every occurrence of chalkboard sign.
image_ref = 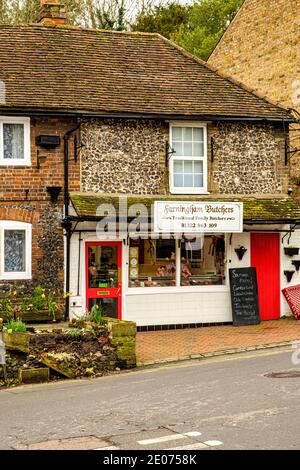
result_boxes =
[229,267,260,326]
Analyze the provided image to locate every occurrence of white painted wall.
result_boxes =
[280,227,300,316]
[68,226,300,325]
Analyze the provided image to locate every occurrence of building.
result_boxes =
[0,1,298,328]
[208,0,300,178]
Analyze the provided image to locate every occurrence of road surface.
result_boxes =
[0,346,299,450]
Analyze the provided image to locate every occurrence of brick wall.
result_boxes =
[0,116,80,292]
[208,0,300,180]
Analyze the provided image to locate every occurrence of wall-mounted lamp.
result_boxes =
[47,186,62,203]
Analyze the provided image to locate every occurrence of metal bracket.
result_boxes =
[36,149,47,169]
[281,223,297,244]
[166,141,176,165]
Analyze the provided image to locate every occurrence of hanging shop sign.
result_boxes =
[154,201,243,233]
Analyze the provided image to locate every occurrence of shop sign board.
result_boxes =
[154,201,243,233]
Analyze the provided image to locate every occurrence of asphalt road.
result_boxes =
[1,346,300,450]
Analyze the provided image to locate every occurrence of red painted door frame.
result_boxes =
[250,233,280,321]
[85,241,122,319]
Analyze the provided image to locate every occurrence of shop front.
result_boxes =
[68,194,300,327]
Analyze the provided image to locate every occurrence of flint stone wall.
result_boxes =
[81,119,287,195]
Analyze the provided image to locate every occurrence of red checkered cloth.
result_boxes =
[282,284,300,320]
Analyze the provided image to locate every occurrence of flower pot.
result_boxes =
[284,270,295,283]
[284,247,299,257]
[234,246,247,260]
[292,260,300,272]
[2,330,31,353]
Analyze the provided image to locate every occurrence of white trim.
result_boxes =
[0,116,31,166]
[169,122,208,194]
[0,220,32,280]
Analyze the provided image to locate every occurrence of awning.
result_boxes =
[70,193,300,224]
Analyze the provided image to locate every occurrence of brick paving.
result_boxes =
[136,318,300,365]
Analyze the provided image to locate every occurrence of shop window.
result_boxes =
[181,235,225,286]
[129,238,176,287]
[0,117,31,166]
[128,235,226,288]
[0,221,32,279]
[170,123,207,194]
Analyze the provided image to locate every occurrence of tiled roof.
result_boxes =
[0,24,292,120]
[70,193,300,222]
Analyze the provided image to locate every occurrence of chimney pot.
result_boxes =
[35,0,66,25]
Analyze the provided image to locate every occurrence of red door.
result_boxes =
[86,241,122,319]
[250,233,280,320]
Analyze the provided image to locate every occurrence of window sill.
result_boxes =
[0,161,31,167]
[170,189,210,195]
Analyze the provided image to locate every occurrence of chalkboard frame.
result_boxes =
[229,267,260,326]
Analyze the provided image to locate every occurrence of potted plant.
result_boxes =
[284,270,295,283]
[2,319,30,353]
[0,287,64,323]
[284,245,300,257]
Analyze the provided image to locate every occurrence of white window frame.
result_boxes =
[0,116,31,166]
[127,233,228,293]
[169,121,208,194]
[0,221,32,280]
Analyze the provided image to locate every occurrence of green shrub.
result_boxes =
[5,319,27,334]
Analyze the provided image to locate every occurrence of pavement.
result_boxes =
[136,317,300,365]
[1,346,300,450]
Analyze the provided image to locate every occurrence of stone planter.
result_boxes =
[2,330,31,353]
[284,247,299,257]
[106,318,137,369]
[0,308,63,323]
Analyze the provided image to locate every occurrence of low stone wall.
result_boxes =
[107,318,136,369]
[0,318,137,386]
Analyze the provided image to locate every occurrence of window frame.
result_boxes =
[169,121,208,194]
[0,116,31,166]
[127,234,227,292]
[0,221,32,280]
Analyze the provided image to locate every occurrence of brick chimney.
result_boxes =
[35,0,67,25]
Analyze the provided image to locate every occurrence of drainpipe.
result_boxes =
[63,120,81,321]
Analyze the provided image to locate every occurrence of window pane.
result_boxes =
[174,174,184,187]
[193,128,203,141]
[184,160,193,173]
[3,123,24,159]
[88,298,118,319]
[4,230,26,272]
[194,161,203,173]
[183,127,192,141]
[181,235,226,286]
[194,174,203,187]
[129,239,176,287]
[193,142,204,157]
[183,142,193,156]
[172,141,183,156]
[174,160,183,173]
[172,127,182,141]
[184,174,193,187]
[87,245,119,288]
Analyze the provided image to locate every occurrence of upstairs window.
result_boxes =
[0,221,32,279]
[0,117,31,166]
[170,123,207,194]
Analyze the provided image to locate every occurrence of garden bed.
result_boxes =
[0,317,136,388]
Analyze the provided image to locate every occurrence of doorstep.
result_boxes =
[136,318,300,366]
